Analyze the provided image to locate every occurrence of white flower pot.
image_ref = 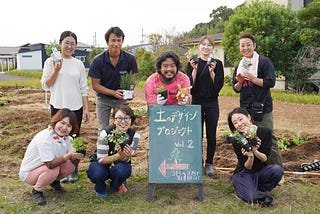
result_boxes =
[123,90,134,100]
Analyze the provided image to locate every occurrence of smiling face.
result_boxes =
[54,117,73,136]
[113,109,131,132]
[231,113,252,133]
[60,36,76,58]
[107,33,123,57]
[198,38,214,57]
[239,38,256,58]
[159,57,177,83]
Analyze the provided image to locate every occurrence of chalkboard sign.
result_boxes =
[148,105,203,200]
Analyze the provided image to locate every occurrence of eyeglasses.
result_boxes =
[114,117,131,122]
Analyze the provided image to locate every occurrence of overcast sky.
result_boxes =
[0,0,244,47]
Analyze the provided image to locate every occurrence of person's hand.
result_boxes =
[53,60,62,73]
[157,94,167,105]
[243,72,256,82]
[178,95,189,105]
[241,148,254,157]
[69,152,84,161]
[189,58,198,70]
[251,138,261,152]
[83,109,90,122]
[117,144,132,161]
[113,89,124,99]
[236,73,245,84]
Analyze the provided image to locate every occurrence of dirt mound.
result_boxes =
[0,86,319,177]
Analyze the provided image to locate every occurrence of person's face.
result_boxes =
[239,38,256,58]
[60,36,76,58]
[198,39,214,56]
[231,113,252,133]
[54,117,72,136]
[113,110,131,131]
[159,58,177,83]
[107,33,123,56]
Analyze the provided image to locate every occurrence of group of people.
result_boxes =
[19,26,283,207]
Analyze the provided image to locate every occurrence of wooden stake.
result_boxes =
[215,167,320,176]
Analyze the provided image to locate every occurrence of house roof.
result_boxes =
[179,33,224,48]
[0,46,20,55]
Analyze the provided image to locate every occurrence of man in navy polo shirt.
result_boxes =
[89,26,138,132]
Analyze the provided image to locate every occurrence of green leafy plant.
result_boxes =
[157,85,166,93]
[157,85,168,99]
[107,130,129,149]
[120,73,135,90]
[71,137,87,155]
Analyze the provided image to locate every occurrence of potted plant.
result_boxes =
[71,137,87,156]
[157,85,168,99]
[176,84,192,102]
[120,73,135,100]
[222,130,235,144]
[107,130,129,149]
[233,124,259,152]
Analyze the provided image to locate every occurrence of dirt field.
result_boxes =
[0,86,320,178]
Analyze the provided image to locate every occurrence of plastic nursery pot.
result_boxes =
[226,136,235,144]
[77,150,86,156]
[158,90,168,99]
[123,89,134,100]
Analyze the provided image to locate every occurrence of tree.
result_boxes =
[291,0,320,92]
[45,40,59,56]
[135,48,155,80]
[222,0,298,78]
[88,46,104,64]
[208,6,234,32]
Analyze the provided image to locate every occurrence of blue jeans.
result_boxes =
[86,161,132,194]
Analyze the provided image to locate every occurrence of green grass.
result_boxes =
[3,70,320,105]
[1,171,319,213]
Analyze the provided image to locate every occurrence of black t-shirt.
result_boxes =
[232,126,272,174]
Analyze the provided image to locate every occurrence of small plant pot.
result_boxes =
[226,136,235,144]
[158,91,168,99]
[123,89,134,100]
[77,150,86,156]
[249,137,259,147]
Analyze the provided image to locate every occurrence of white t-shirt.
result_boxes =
[41,57,89,110]
[19,126,74,181]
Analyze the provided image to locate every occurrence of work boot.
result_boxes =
[50,180,65,193]
[32,188,46,206]
[205,164,215,177]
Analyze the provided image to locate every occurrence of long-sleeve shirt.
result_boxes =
[41,57,89,110]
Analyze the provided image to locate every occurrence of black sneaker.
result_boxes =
[50,180,65,193]
[32,189,46,206]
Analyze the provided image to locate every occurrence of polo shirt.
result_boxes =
[88,50,138,98]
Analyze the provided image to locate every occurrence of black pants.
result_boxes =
[193,100,219,165]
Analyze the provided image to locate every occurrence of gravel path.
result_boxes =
[0,73,34,82]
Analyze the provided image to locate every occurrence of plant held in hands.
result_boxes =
[176,84,192,101]
[157,85,168,99]
[107,130,129,149]
[71,137,87,155]
[233,124,258,152]
[120,73,135,100]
